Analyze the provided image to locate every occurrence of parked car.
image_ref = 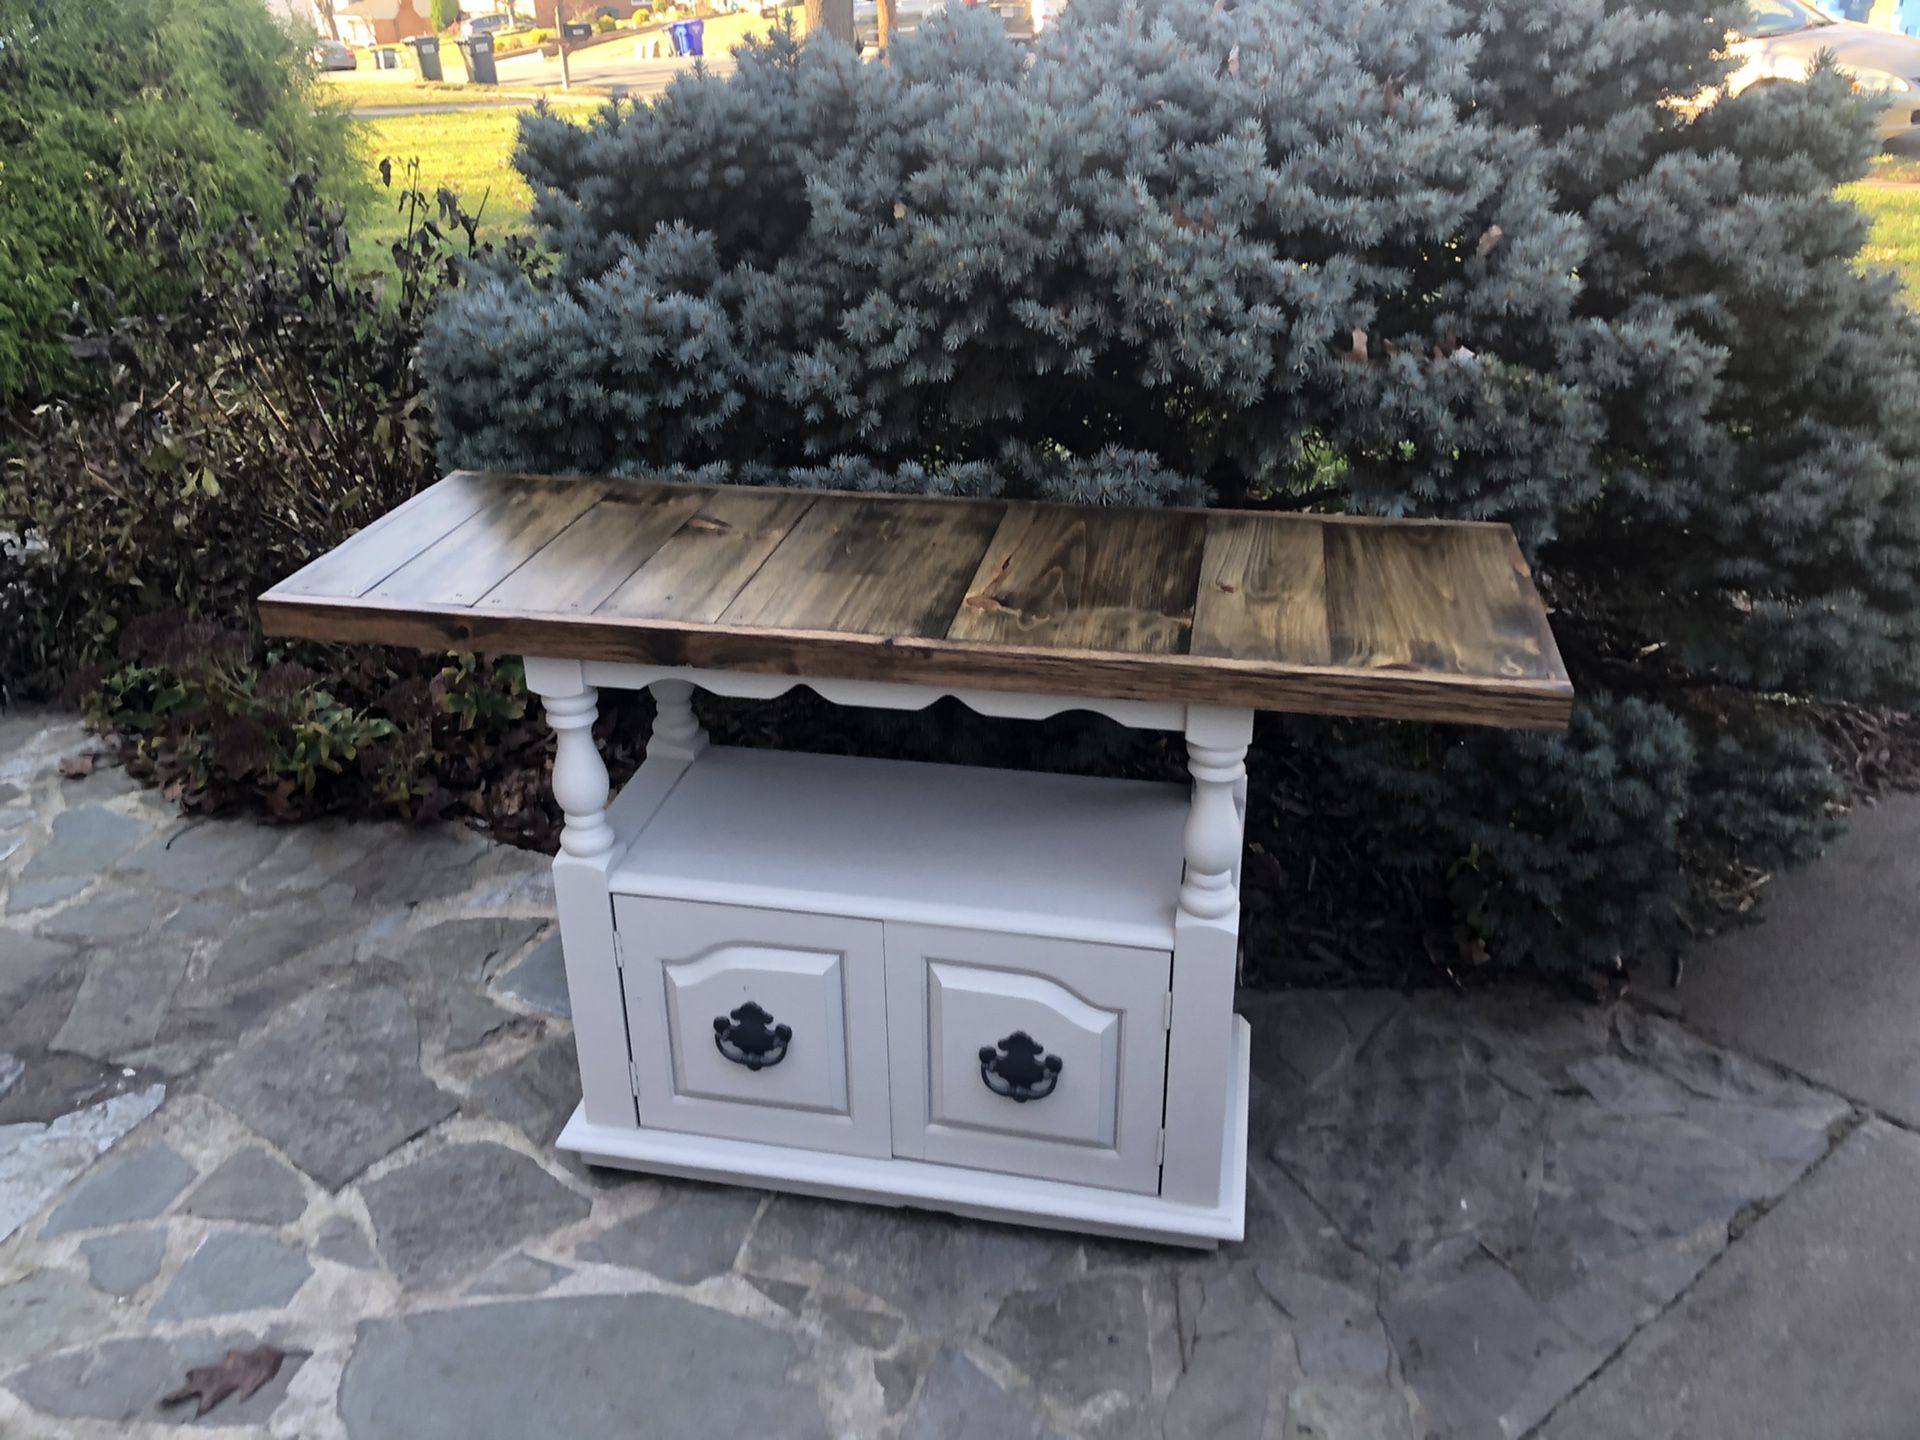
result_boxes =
[313,38,357,70]
[1728,0,1920,148]
[854,0,1024,49]
[461,12,515,38]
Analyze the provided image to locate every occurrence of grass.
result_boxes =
[357,107,562,255]
[1844,155,1920,303]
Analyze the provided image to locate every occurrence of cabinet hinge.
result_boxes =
[628,1059,642,1097]
[1156,1130,1167,1166]
[1161,992,1174,1030]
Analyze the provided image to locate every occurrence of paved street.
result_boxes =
[1,707,1915,1438]
[494,43,739,96]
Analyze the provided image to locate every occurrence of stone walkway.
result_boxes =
[2,708,1916,1439]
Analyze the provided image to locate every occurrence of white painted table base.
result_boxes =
[527,656,1255,1249]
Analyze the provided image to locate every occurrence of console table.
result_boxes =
[261,471,1570,1247]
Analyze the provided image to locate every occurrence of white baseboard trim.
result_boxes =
[559,1016,1251,1250]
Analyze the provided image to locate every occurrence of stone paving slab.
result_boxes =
[1678,793,1920,1128]
[0,708,1914,1439]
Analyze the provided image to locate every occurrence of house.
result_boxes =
[334,0,436,45]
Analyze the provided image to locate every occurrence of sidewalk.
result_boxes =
[1,707,1914,1438]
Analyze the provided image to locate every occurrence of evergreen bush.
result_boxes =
[0,0,363,400]
[422,0,1920,977]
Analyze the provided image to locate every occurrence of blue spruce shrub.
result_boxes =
[424,0,1920,977]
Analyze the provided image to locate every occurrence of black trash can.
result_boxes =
[461,32,498,84]
[408,34,443,81]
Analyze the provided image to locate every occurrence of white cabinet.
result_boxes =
[884,925,1172,1195]
[542,696,1255,1249]
[615,897,893,1158]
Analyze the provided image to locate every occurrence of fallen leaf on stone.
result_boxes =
[58,752,98,778]
[160,1344,285,1418]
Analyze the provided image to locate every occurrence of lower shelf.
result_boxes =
[560,1016,1251,1250]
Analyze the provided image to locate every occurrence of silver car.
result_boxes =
[1729,0,1920,147]
[313,38,357,71]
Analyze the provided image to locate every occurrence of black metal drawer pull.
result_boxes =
[979,1031,1063,1102]
[714,1001,791,1070]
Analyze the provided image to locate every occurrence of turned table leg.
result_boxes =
[1162,704,1253,1207]
[647,677,708,763]
[526,656,632,1129]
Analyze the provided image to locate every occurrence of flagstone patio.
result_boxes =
[2,707,1916,1439]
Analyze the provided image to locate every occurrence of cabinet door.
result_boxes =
[616,897,891,1157]
[885,924,1172,1194]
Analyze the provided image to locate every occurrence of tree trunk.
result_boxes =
[557,0,572,91]
[875,0,894,50]
[804,0,855,45]
[309,0,340,41]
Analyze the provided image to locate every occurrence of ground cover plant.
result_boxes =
[0,0,361,401]
[422,0,1920,980]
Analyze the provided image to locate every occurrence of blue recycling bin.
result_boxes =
[669,19,705,54]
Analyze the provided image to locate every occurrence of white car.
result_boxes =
[1728,0,1920,148]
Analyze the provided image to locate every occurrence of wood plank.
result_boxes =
[477,485,710,614]
[721,495,1005,637]
[259,472,1575,731]
[270,471,501,599]
[258,593,1575,729]
[1322,523,1558,683]
[598,487,818,623]
[1191,512,1331,666]
[366,477,608,608]
[948,503,1206,654]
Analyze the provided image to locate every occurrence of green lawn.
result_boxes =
[1845,156,1920,302]
[356,103,603,256]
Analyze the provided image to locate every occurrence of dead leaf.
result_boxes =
[160,1344,285,1419]
[1383,76,1401,116]
[892,200,908,220]
[1225,43,1240,77]
[682,516,730,532]
[1476,224,1504,258]
[1348,327,1370,363]
[1170,202,1216,236]
[58,752,98,779]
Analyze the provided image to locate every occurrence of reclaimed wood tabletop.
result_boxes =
[259,471,1573,729]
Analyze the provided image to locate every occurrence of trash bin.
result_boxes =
[408,34,443,81]
[374,46,400,69]
[460,32,497,83]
